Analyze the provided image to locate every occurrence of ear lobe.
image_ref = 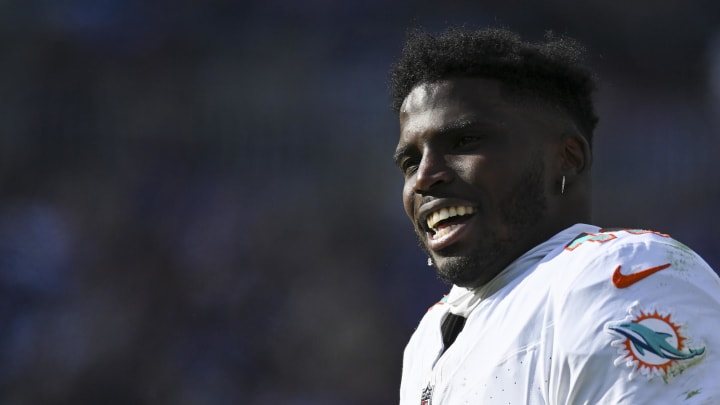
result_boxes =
[560,133,591,175]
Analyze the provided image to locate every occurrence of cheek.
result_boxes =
[457,159,493,191]
[461,157,520,207]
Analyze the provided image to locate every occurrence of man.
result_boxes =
[391,27,720,404]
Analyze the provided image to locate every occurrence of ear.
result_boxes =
[559,131,591,176]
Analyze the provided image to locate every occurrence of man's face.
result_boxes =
[394,78,563,288]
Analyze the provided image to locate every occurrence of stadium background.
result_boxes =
[1,1,719,403]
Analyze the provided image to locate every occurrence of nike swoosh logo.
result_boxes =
[612,263,671,288]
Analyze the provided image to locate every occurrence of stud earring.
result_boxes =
[427,257,433,266]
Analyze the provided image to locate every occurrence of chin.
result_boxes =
[434,255,504,288]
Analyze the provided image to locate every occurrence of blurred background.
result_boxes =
[0,1,719,403]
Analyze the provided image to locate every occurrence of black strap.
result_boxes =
[440,313,466,352]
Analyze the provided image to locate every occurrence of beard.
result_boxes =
[418,158,548,288]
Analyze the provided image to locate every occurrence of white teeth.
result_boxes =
[438,208,450,222]
[426,206,475,231]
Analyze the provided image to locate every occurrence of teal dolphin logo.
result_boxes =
[607,307,706,380]
[608,321,705,361]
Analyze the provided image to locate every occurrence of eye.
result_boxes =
[400,158,420,176]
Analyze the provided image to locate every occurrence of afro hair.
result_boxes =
[390,27,599,143]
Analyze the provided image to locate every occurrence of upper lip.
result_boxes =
[416,198,477,232]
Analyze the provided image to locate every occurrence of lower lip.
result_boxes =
[426,218,474,251]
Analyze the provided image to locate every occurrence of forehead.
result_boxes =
[399,78,509,137]
[401,78,505,113]
[397,78,562,145]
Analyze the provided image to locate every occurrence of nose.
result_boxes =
[412,150,453,194]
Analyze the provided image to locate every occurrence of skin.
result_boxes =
[394,77,592,288]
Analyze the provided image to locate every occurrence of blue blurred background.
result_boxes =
[0,1,718,403]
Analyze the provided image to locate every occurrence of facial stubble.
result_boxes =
[418,158,548,288]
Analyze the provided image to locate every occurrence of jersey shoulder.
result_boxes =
[560,227,704,269]
[555,227,717,296]
[563,227,673,254]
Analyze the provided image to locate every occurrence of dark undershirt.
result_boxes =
[440,313,466,354]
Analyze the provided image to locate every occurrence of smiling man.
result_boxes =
[391,27,720,405]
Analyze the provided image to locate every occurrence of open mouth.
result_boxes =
[426,206,476,239]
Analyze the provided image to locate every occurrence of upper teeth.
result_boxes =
[426,206,475,231]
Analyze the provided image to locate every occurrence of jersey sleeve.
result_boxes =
[549,230,720,404]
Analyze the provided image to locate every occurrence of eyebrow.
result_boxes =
[437,118,476,133]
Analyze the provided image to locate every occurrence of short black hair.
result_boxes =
[390,27,599,144]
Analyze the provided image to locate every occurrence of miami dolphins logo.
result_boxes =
[606,305,706,381]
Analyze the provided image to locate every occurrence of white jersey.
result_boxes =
[400,224,720,405]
